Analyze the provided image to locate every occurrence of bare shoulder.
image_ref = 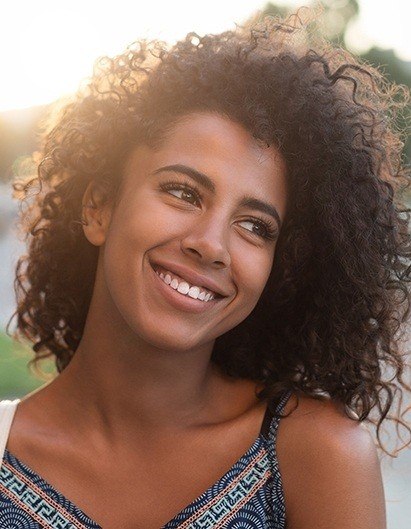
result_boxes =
[276,391,386,529]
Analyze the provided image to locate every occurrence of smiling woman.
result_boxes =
[0,7,410,529]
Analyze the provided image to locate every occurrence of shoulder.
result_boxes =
[275,391,386,529]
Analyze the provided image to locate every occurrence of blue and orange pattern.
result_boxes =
[0,389,292,528]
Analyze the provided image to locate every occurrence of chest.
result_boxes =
[50,447,248,528]
[6,420,265,529]
[75,457,241,528]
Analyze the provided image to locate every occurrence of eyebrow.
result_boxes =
[152,163,282,230]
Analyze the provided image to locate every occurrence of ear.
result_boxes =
[81,180,114,247]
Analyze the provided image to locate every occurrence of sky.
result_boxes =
[0,0,409,112]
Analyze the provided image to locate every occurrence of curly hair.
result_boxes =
[7,9,411,457]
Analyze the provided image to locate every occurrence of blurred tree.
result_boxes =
[260,0,359,46]
[249,1,411,204]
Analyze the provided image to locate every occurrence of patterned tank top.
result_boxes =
[0,389,292,528]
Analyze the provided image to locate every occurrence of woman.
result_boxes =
[0,10,409,529]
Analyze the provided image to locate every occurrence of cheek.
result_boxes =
[101,203,155,290]
[107,194,172,252]
[235,248,274,304]
[101,194,186,300]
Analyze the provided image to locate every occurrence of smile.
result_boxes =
[149,262,223,314]
[154,265,217,301]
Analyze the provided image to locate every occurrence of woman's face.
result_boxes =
[96,112,287,352]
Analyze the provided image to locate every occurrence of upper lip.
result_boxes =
[150,259,229,298]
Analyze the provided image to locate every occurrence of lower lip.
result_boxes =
[149,262,223,314]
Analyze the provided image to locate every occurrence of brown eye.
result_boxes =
[238,218,278,241]
[178,189,198,205]
[159,181,203,207]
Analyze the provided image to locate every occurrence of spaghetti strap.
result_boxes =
[264,388,293,468]
[264,389,293,528]
[260,389,293,438]
[274,389,293,415]
[0,392,291,528]
[267,389,293,441]
[0,399,21,463]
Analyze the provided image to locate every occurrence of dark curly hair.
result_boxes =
[7,9,411,457]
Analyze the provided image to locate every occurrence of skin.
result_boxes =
[70,109,287,436]
[6,111,386,529]
[7,111,287,528]
[278,393,387,529]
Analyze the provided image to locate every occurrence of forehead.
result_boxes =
[159,112,283,173]
[124,111,288,217]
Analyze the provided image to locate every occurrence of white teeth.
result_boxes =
[155,268,215,302]
[177,282,190,295]
[188,286,201,299]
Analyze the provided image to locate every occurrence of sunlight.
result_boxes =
[346,0,411,61]
[0,0,409,112]
[0,0,266,111]
[1,7,104,110]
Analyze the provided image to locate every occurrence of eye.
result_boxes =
[238,217,278,241]
[159,180,278,242]
[159,180,202,207]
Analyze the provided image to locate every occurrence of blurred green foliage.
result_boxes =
[258,0,411,183]
[0,330,56,399]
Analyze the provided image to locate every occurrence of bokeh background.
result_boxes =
[1,1,410,527]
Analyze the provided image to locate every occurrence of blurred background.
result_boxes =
[0,0,410,527]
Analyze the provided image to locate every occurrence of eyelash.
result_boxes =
[159,180,278,241]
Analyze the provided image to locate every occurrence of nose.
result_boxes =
[180,213,231,269]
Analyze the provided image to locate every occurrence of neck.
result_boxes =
[28,264,262,450]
